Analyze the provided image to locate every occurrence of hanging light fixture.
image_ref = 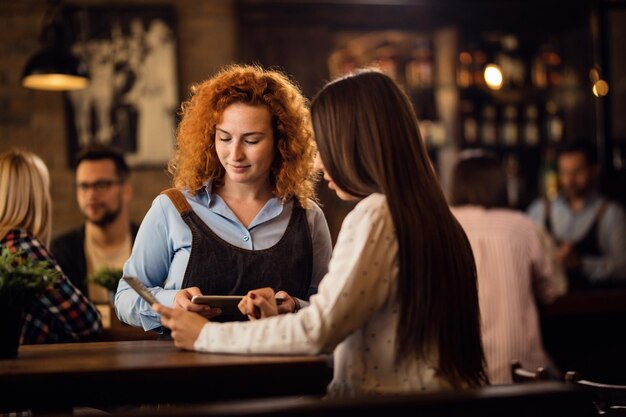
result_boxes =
[21,0,89,91]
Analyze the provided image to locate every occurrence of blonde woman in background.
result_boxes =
[0,149,102,343]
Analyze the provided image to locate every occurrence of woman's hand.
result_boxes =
[238,287,280,320]
[153,304,207,350]
[174,287,222,319]
[275,291,298,314]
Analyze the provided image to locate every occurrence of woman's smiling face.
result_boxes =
[215,103,275,189]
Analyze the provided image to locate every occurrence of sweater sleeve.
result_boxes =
[193,195,397,355]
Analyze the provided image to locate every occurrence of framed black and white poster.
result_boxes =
[63,5,179,167]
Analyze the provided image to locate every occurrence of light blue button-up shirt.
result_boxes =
[115,184,333,331]
[528,192,626,284]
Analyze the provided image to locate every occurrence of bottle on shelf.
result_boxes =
[504,153,520,207]
[419,119,447,149]
[531,50,548,89]
[406,38,433,90]
[472,47,487,88]
[457,50,473,88]
[480,104,498,146]
[500,105,519,147]
[496,35,525,89]
[523,104,541,146]
[540,146,559,200]
[544,46,562,88]
[460,99,479,146]
[545,100,564,144]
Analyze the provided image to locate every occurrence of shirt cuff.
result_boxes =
[295,297,308,310]
[138,289,179,332]
[156,288,179,308]
[194,323,213,352]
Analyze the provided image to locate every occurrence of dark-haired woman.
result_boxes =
[154,69,489,396]
[450,151,566,384]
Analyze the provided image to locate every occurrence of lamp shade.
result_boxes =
[21,45,89,91]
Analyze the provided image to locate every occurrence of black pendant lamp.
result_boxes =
[21,1,89,91]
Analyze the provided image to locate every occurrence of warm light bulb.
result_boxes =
[592,79,609,97]
[484,64,503,90]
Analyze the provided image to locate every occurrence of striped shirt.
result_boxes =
[1,229,102,344]
[451,207,567,384]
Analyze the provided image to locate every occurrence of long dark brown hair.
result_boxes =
[311,69,488,388]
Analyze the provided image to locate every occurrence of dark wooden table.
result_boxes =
[540,288,626,384]
[541,288,626,316]
[0,340,331,411]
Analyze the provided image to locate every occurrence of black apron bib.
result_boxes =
[162,188,313,322]
[544,198,607,289]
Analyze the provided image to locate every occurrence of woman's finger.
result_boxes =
[251,294,278,318]
[198,307,222,319]
[185,303,211,313]
[246,288,275,300]
[238,299,247,316]
[275,291,295,314]
[242,296,257,318]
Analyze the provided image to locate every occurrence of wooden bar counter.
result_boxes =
[0,340,331,411]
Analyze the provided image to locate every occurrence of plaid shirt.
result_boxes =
[1,229,102,344]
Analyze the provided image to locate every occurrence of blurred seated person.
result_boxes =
[115,65,332,331]
[51,146,138,303]
[528,142,626,289]
[450,151,566,384]
[0,149,102,343]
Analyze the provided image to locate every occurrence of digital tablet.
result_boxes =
[190,295,244,308]
[191,295,285,307]
[123,276,159,306]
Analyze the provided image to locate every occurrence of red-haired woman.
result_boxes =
[115,65,332,332]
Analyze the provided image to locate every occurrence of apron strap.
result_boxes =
[161,188,193,215]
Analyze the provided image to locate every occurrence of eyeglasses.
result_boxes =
[75,179,123,192]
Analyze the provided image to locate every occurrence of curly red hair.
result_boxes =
[168,64,317,207]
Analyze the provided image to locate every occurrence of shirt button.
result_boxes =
[243,235,250,242]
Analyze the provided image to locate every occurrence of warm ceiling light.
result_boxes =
[484,64,503,90]
[21,2,89,91]
[22,48,89,91]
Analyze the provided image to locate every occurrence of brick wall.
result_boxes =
[0,0,236,236]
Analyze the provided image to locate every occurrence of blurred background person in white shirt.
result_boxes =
[450,150,567,384]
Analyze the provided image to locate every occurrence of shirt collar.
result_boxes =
[201,181,287,228]
[203,182,215,207]
[555,190,602,211]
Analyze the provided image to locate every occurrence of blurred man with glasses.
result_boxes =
[51,146,139,303]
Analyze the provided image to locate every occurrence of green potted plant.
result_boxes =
[89,267,123,304]
[0,248,59,358]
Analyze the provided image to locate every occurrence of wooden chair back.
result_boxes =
[565,371,626,416]
[511,361,550,383]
